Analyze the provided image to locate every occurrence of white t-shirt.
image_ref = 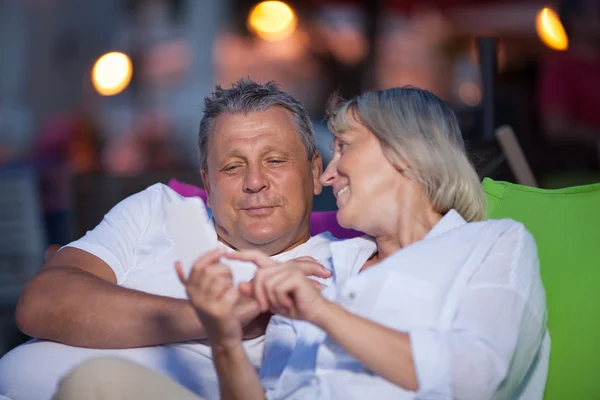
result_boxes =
[67,182,337,361]
[0,183,337,400]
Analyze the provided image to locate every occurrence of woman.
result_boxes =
[54,87,549,399]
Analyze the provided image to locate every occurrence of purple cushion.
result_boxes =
[168,178,207,202]
[167,179,362,239]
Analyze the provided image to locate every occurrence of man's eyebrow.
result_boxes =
[261,146,294,156]
[218,146,294,160]
[217,150,245,161]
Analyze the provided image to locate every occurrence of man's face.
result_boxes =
[202,107,322,255]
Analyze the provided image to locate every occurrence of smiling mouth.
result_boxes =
[336,186,349,198]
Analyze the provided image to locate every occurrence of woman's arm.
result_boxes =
[212,341,265,400]
[177,250,265,400]
[313,302,419,391]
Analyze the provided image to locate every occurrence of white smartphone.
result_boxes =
[166,198,219,279]
[165,198,257,285]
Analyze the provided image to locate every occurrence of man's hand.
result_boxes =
[176,250,243,347]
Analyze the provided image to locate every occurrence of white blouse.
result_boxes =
[259,210,549,400]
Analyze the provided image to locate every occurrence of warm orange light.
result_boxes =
[92,52,133,96]
[536,7,568,51]
[248,1,297,42]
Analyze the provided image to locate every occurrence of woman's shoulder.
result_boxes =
[469,217,532,238]
[468,218,538,260]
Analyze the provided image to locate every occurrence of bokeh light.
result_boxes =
[536,7,568,51]
[459,81,482,107]
[248,1,297,42]
[91,52,133,96]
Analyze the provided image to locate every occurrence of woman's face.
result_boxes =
[320,114,412,236]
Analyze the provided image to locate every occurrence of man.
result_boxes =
[0,78,335,400]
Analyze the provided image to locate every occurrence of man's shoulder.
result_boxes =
[115,182,187,212]
[140,182,186,202]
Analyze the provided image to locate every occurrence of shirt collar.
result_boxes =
[424,209,466,241]
[271,232,336,263]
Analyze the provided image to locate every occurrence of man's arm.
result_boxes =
[15,247,206,348]
[16,247,265,348]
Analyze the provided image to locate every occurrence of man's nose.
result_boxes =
[243,164,269,193]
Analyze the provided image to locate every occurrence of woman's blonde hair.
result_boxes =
[327,87,486,222]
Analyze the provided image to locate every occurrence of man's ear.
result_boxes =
[311,152,323,196]
[201,169,211,208]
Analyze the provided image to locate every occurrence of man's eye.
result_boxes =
[268,159,285,165]
[223,165,240,172]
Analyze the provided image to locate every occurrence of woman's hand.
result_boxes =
[176,250,242,347]
[223,251,332,324]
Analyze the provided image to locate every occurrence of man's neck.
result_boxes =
[217,229,312,257]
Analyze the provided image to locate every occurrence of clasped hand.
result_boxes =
[176,249,332,346]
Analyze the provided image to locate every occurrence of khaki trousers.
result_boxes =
[52,357,204,400]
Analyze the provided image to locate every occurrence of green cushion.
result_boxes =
[482,178,600,400]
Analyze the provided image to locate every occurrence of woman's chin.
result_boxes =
[336,207,360,231]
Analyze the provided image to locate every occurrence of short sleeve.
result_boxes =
[64,184,161,283]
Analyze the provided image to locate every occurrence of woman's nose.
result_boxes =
[320,157,339,187]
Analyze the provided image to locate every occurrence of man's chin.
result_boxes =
[241,228,284,246]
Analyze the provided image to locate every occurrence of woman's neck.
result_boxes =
[371,206,443,264]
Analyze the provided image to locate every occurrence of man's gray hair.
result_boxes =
[198,77,317,172]
[327,87,486,222]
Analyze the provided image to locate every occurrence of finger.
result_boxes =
[189,250,227,281]
[205,274,234,303]
[271,275,305,318]
[238,282,254,297]
[222,250,277,268]
[221,286,241,309]
[250,269,273,312]
[190,263,232,297]
[267,274,296,315]
[263,271,291,313]
[174,261,186,284]
[310,280,327,291]
[295,261,332,279]
[203,263,234,284]
[293,256,316,262]
[253,276,269,313]
[233,295,260,321]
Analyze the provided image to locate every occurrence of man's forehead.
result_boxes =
[213,108,294,129]
[212,110,297,138]
[208,110,305,157]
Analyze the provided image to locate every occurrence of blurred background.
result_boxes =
[0,0,598,355]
